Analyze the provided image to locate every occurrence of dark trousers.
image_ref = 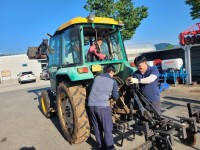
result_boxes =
[88,106,115,150]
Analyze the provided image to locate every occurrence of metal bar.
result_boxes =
[137,91,162,119]
[180,117,198,133]
[154,135,174,150]
[157,129,175,146]
[120,124,126,146]
[187,103,200,123]
[133,92,155,124]
[187,103,193,118]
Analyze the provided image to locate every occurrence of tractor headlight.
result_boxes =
[88,13,95,22]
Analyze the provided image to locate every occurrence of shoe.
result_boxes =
[98,145,105,150]
[105,145,116,150]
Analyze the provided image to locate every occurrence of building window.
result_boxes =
[22,64,27,67]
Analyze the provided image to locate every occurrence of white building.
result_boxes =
[0,54,43,81]
[125,41,156,61]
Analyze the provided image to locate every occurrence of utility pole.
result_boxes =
[182,45,192,84]
[179,23,200,85]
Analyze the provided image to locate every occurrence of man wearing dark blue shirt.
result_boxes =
[88,64,119,150]
[128,56,161,114]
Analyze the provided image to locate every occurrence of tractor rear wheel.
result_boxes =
[40,90,56,118]
[56,82,90,144]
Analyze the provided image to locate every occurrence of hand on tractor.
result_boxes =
[126,77,139,85]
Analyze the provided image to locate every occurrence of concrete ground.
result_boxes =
[0,78,199,150]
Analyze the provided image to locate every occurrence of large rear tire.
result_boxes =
[57,82,90,144]
[40,90,56,118]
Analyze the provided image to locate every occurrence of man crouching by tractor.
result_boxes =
[88,64,119,150]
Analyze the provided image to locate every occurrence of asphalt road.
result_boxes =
[0,79,200,150]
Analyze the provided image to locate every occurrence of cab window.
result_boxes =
[49,35,61,66]
[62,27,81,65]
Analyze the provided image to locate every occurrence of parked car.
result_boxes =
[40,69,50,80]
[18,71,36,84]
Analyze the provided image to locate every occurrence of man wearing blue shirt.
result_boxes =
[88,64,119,150]
[128,56,161,114]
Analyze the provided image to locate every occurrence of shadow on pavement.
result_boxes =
[163,96,200,105]
[161,101,185,113]
[19,146,36,150]
[113,128,135,147]
[85,136,98,150]
[27,87,50,98]
[161,96,200,114]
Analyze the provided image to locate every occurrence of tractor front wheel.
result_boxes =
[40,90,56,118]
[56,82,90,144]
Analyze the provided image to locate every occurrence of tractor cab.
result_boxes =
[48,15,126,66]
[47,14,136,92]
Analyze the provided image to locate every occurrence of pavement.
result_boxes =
[0,78,200,150]
[0,77,50,93]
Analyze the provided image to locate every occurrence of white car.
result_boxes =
[18,71,36,84]
[40,69,50,80]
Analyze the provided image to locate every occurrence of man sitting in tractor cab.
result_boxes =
[70,37,81,63]
[87,36,106,62]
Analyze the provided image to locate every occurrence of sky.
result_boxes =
[0,0,199,53]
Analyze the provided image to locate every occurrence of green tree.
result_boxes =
[154,43,175,50]
[166,45,174,49]
[84,0,148,41]
[185,0,200,20]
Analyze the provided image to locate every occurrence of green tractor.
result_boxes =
[40,14,137,144]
